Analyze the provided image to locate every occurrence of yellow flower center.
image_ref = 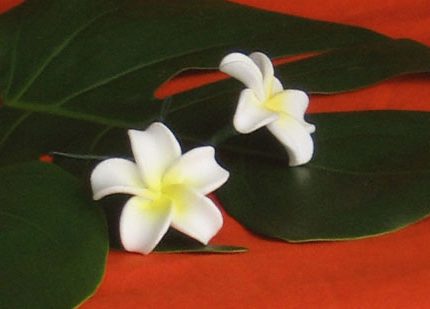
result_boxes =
[140,172,189,216]
[264,91,284,113]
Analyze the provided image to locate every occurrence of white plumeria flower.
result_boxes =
[219,52,315,166]
[91,122,229,254]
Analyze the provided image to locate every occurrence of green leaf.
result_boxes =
[0,110,130,170]
[0,2,427,266]
[3,41,430,172]
[0,161,243,309]
[278,39,430,93]
[0,0,387,110]
[155,229,247,254]
[0,162,108,308]
[217,111,430,241]
[0,0,393,166]
[163,39,430,143]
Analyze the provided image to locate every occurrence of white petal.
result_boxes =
[219,52,265,100]
[272,77,284,94]
[166,186,223,244]
[304,122,316,134]
[233,89,278,134]
[249,53,284,98]
[120,196,173,254]
[267,116,314,166]
[128,123,181,189]
[266,89,315,133]
[163,146,229,196]
[249,52,274,80]
[90,158,145,200]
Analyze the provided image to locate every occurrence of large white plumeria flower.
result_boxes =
[219,52,315,166]
[91,122,229,254]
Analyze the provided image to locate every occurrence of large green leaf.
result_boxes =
[0,0,416,167]
[2,39,430,170]
[0,0,388,111]
[1,2,430,248]
[0,162,241,309]
[0,161,108,308]
[162,39,430,143]
[217,111,430,241]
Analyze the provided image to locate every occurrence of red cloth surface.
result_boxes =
[2,1,430,308]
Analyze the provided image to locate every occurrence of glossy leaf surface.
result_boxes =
[0,162,108,308]
[218,111,430,241]
[0,0,413,167]
[0,161,241,309]
[0,1,430,246]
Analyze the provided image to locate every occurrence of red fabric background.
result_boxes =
[2,1,430,308]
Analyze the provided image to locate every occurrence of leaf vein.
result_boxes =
[0,111,31,150]
[8,102,132,127]
[10,6,119,104]
[0,210,60,245]
[4,25,22,99]
[54,43,233,107]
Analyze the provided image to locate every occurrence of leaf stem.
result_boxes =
[49,151,112,161]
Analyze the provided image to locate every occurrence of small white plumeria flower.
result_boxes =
[91,122,229,254]
[219,52,315,166]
